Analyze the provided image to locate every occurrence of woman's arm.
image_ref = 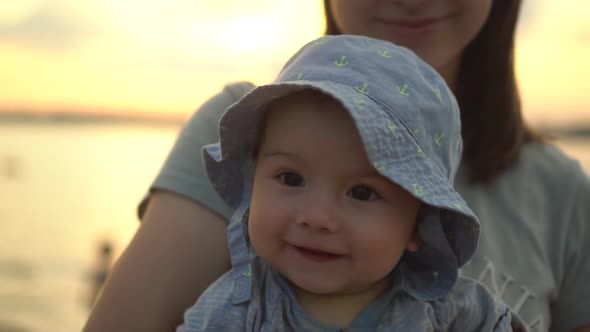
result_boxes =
[83,190,231,332]
[83,82,254,331]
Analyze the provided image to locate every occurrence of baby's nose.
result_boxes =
[294,192,340,233]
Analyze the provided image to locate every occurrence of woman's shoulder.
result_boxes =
[223,81,257,98]
[517,141,589,196]
[500,141,588,191]
[456,140,589,229]
[213,81,257,112]
[193,81,257,121]
[520,141,583,173]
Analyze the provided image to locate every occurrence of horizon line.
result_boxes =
[2,110,590,138]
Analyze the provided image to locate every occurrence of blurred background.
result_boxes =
[0,1,588,331]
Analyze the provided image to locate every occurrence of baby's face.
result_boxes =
[248,91,421,297]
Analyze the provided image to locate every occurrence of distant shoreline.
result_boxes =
[1,111,590,138]
[0,111,185,127]
[545,126,590,139]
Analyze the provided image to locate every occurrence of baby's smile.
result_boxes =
[290,244,346,263]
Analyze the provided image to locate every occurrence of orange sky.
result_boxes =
[0,0,589,126]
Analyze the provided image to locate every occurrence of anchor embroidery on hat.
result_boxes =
[388,121,398,136]
[354,82,369,95]
[396,84,410,96]
[352,96,367,110]
[374,162,386,172]
[377,50,392,58]
[243,265,252,278]
[413,184,425,196]
[434,89,442,101]
[334,55,349,67]
[434,133,445,146]
[314,37,328,45]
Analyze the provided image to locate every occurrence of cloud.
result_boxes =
[575,25,590,45]
[0,2,99,50]
[118,56,242,75]
[517,1,545,36]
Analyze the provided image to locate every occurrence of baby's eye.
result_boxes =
[348,185,382,201]
[277,171,304,187]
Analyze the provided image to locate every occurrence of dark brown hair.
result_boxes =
[323,0,543,183]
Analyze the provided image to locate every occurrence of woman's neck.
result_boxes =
[294,277,391,328]
[436,54,462,93]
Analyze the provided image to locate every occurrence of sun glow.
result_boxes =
[0,0,588,124]
[0,0,44,24]
[214,16,282,55]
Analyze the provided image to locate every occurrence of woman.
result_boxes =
[83,1,590,331]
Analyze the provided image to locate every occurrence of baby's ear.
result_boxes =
[406,230,422,252]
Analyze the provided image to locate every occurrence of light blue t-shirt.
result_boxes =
[141,82,590,332]
[455,143,590,332]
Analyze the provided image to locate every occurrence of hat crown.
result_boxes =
[275,35,462,181]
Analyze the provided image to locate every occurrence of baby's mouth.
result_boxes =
[292,245,344,262]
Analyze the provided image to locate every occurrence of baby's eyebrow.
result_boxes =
[257,150,301,162]
[258,149,384,180]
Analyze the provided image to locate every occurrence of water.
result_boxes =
[0,121,589,332]
[0,121,177,332]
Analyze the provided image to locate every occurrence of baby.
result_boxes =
[176,35,525,331]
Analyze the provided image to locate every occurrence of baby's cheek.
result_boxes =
[248,206,282,253]
[356,231,407,272]
[247,210,266,245]
[354,250,400,283]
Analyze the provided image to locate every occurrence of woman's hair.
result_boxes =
[324,0,543,184]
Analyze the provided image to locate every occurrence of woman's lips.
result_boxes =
[388,17,443,27]
[292,245,344,263]
[378,16,445,39]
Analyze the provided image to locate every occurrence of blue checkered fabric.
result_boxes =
[177,259,525,331]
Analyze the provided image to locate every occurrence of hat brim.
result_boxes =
[204,80,479,268]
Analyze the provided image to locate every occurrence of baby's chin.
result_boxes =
[291,277,348,296]
[282,269,384,298]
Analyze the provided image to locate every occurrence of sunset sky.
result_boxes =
[0,0,589,126]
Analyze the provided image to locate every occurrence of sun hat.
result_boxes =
[203,35,480,303]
